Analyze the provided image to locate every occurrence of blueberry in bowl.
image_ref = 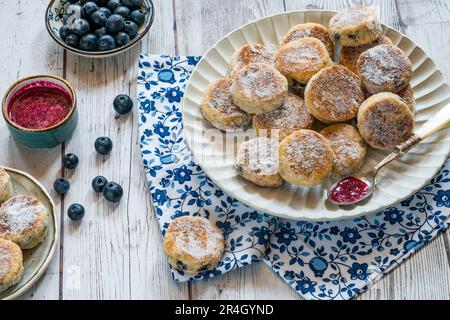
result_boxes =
[46,0,154,58]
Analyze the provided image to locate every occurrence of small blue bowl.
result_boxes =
[2,75,78,149]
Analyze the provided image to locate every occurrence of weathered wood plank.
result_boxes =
[60,0,189,299]
[0,0,63,300]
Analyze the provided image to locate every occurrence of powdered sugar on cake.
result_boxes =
[0,196,43,235]
[208,78,246,116]
[0,246,11,278]
[237,138,280,175]
[330,6,377,29]
[172,218,223,260]
[359,45,410,85]
[236,64,285,100]
[279,43,324,72]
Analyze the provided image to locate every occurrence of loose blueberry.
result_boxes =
[122,0,143,10]
[113,94,133,114]
[94,26,108,38]
[65,34,79,47]
[82,1,99,17]
[106,14,125,33]
[107,0,122,11]
[103,182,123,203]
[98,34,116,51]
[114,6,131,18]
[98,6,112,17]
[92,176,108,193]
[129,10,145,26]
[91,10,107,26]
[68,204,85,221]
[59,25,72,40]
[72,18,90,37]
[54,177,70,195]
[79,34,98,51]
[94,137,113,155]
[123,20,138,38]
[63,153,79,170]
[115,32,130,47]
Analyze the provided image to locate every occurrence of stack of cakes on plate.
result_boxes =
[0,168,49,293]
[200,5,415,188]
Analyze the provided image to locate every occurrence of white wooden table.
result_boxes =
[1,0,449,300]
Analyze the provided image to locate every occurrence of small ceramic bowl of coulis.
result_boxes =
[2,75,77,148]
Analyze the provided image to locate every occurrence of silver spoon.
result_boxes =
[328,103,450,206]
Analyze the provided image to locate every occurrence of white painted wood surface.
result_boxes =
[0,0,448,300]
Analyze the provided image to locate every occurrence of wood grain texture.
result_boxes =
[0,0,63,300]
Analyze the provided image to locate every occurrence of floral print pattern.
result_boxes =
[138,54,450,300]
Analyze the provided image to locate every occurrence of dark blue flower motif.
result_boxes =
[383,207,404,224]
[139,99,156,113]
[275,225,298,246]
[254,226,271,245]
[434,190,450,207]
[330,226,340,235]
[173,165,193,184]
[143,129,152,137]
[339,227,361,244]
[165,87,183,103]
[348,262,369,281]
[216,220,233,239]
[152,189,167,206]
[214,189,224,197]
[295,277,316,295]
[153,121,170,138]
[390,248,400,255]
[187,56,200,66]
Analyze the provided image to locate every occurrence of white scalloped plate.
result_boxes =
[182,10,450,221]
[0,167,57,300]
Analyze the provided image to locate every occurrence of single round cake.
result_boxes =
[201,78,252,131]
[0,195,49,250]
[275,37,332,85]
[253,93,314,141]
[280,23,335,57]
[163,216,225,275]
[320,124,367,176]
[329,6,382,47]
[0,238,23,293]
[357,44,412,94]
[235,137,284,187]
[305,65,365,123]
[340,35,393,73]
[357,92,415,150]
[231,62,288,114]
[279,129,334,186]
[229,43,276,77]
[0,168,13,203]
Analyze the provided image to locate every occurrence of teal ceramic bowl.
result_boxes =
[2,75,78,149]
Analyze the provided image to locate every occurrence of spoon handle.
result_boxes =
[393,103,450,156]
[415,103,450,140]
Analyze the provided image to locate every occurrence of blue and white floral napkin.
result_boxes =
[137,54,450,300]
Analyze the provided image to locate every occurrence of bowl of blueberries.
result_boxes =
[46,0,154,57]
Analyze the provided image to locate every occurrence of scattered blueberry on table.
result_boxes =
[92,176,108,193]
[58,0,146,52]
[68,203,85,221]
[63,153,79,170]
[54,177,71,195]
[95,136,113,155]
[103,182,123,203]
[113,94,134,114]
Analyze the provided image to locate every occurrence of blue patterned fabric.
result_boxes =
[138,54,450,300]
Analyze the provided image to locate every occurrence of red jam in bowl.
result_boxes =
[329,177,370,204]
[7,80,72,130]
